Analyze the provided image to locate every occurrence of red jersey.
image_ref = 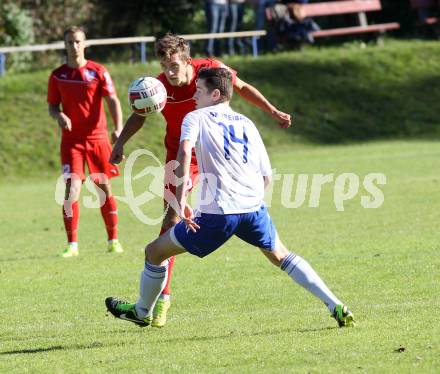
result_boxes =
[47,60,117,141]
[157,58,237,159]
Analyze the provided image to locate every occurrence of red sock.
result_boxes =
[162,256,175,296]
[63,200,79,242]
[100,195,118,240]
[160,226,175,296]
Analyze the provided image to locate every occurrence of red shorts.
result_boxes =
[61,138,119,182]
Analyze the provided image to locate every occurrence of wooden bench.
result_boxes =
[410,0,439,27]
[287,0,400,39]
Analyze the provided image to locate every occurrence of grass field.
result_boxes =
[1,141,439,373]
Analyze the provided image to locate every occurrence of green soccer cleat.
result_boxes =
[332,304,355,327]
[105,297,152,327]
[151,298,171,328]
[108,239,123,253]
[61,243,79,258]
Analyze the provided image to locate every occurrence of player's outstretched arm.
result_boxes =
[233,77,291,128]
[104,94,123,143]
[109,113,146,165]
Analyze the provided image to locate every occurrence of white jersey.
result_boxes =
[180,103,272,214]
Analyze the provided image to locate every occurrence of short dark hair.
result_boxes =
[155,33,190,61]
[197,68,233,102]
[64,26,86,41]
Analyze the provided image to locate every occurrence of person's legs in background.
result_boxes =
[256,0,277,52]
[207,2,220,56]
[204,0,213,56]
[228,2,239,55]
[228,1,246,55]
[214,2,228,56]
[236,1,246,54]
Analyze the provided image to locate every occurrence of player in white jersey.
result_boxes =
[180,102,271,215]
[105,68,355,328]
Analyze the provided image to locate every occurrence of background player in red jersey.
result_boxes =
[48,26,124,258]
[110,33,291,327]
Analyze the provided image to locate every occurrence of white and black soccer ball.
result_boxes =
[128,77,167,116]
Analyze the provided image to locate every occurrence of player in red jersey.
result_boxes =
[110,33,291,327]
[48,26,124,258]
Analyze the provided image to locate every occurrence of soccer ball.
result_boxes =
[128,77,167,116]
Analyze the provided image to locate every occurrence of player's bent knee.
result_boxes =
[145,241,165,265]
[145,242,156,263]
